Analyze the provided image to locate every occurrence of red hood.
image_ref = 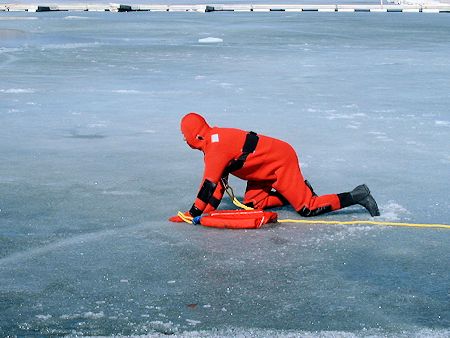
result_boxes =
[180,112,211,151]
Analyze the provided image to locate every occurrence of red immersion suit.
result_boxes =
[178,112,342,218]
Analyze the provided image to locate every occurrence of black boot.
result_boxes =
[338,184,380,217]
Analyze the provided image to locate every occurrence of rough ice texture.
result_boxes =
[0,11,449,338]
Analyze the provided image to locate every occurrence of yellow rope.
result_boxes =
[222,179,254,211]
[231,197,254,211]
[177,211,193,224]
[277,219,450,229]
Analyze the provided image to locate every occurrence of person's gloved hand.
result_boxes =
[168,212,191,223]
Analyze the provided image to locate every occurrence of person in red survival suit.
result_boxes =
[169,112,380,222]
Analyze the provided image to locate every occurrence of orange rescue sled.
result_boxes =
[193,209,278,229]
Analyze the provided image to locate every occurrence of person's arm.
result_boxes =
[202,174,227,213]
[169,147,230,222]
[188,153,229,217]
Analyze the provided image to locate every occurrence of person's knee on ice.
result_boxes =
[297,180,350,217]
[298,204,333,217]
[296,192,341,217]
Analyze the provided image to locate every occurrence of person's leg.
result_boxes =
[296,181,341,217]
[272,146,379,217]
[269,146,336,215]
[280,177,380,217]
[276,174,341,217]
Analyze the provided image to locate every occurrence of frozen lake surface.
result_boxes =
[1,11,449,337]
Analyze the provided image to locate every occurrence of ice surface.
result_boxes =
[1,11,449,337]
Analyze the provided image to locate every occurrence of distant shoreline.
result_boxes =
[2,1,450,13]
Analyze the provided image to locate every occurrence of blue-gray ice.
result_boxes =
[1,11,449,337]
